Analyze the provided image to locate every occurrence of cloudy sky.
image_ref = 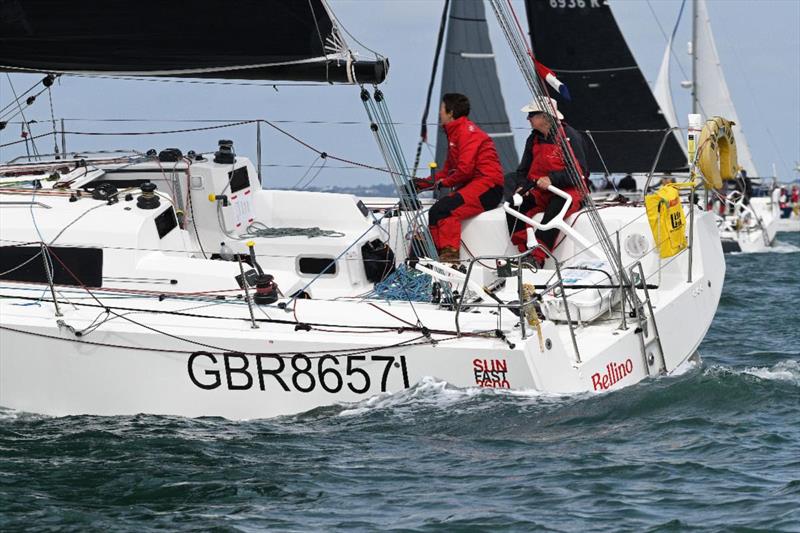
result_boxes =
[1,0,798,186]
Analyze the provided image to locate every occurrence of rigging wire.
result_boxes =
[645,0,691,85]
[37,244,425,351]
[4,74,40,159]
[361,89,436,258]
[0,322,440,359]
[306,0,331,83]
[0,75,56,120]
[323,2,386,62]
[0,85,52,124]
[487,0,634,300]
[412,0,450,177]
[0,118,392,176]
[0,78,40,116]
[46,83,60,157]
[721,27,790,177]
[0,120,258,147]
[290,153,332,190]
[289,153,322,189]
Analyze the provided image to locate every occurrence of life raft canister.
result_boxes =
[645,183,687,258]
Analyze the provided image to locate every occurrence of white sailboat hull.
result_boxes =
[0,210,725,420]
[719,196,778,253]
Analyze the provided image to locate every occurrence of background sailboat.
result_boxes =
[653,0,759,177]
[690,0,758,177]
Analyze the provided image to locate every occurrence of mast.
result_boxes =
[691,0,698,114]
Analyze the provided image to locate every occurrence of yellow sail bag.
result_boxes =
[645,184,687,258]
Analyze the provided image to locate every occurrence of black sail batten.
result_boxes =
[0,0,387,84]
[525,0,686,173]
[436,0,518,173]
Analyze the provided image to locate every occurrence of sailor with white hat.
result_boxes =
[504,95,589,266]
[520,96,564,120]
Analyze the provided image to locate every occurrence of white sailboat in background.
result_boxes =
[655,0,778,251]
[690,0,757,177]
[775,164,800,232]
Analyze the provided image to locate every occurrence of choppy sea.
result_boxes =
[1,234,798,532]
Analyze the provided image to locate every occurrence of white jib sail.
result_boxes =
[654,34,687,153]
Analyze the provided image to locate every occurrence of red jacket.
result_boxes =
[520,123,588,189]
[434,116,503,188]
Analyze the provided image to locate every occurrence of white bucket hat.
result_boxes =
[521,97,564,120]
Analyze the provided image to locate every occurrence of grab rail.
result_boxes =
[502,184,597,257]
[720,190,770,246]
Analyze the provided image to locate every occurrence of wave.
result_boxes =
[698,359,800,386]
[336,376,569,418]
[770,240,800,253]
[328,358,799,423]
[741,359,800,385]
[668,354,701,376]
[727,240,799,256]
[742,349,800,358]
[0,407,20,421]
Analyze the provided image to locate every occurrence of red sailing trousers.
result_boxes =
[429,178,503,251]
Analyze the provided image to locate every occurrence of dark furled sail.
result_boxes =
[525,0,686,173]
[0,0,387,84]
[436,0,518,172]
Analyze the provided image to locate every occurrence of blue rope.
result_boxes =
[372,265,432,302]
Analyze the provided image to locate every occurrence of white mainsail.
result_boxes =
[694,0,758,176]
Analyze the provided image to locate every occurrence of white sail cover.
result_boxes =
[695,0,758,176]
[654,35,686,152]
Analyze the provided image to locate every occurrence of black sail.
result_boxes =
[525,0,686,173]
[0,0,387,84]
[436,0,518,173]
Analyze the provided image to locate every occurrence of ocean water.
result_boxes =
[2,234,798,532]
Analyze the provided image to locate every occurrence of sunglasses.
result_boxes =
[527,111,544,119]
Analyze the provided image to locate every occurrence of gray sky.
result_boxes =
[1,0,798,186]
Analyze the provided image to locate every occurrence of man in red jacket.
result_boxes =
[506,97,589,267]
[414,93,504,264]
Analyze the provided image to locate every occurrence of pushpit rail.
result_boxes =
[448,246,582,364]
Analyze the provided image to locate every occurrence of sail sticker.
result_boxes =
[590,358,634,391]
[548,0,601,8]
[473,358,510,389]
[187,352,410,393]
